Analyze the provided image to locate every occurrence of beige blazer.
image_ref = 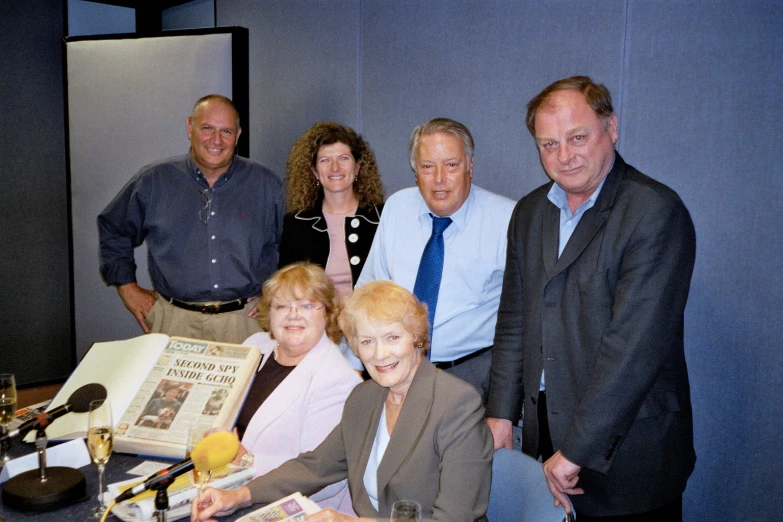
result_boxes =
[247,359,493,521]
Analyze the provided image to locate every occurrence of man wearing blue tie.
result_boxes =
[357,118,515,402]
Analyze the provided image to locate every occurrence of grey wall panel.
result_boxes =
[218,0,361,178]
[0,0,72,386]
[67,33,234,359]
[360,0,627,199]
[623,1,783,518]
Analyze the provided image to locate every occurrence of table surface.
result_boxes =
[0,443,257,521]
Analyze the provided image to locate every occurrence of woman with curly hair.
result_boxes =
[279,122,384,298]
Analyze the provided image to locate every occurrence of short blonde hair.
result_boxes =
[339,280,429,356]
[257,263,342,344]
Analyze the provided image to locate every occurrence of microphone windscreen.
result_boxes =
[190,431,239,472]
[68,383,109,413]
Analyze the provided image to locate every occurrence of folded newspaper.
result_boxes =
[236,492,321,522]
[107,464,255,522]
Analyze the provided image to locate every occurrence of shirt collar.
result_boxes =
[547,155,614,218]
[186,151,237,188]
[417,185,474,231]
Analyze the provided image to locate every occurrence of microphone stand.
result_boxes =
[1,424,87,512]
[151,475,176,522]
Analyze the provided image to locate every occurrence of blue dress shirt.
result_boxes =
[358,185,515,362]
[98,153,284,302]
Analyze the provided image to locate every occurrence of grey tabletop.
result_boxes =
[0,443,256,521]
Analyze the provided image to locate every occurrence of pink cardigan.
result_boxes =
[241,332,361,513]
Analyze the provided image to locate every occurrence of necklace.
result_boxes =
[273,343,279,361]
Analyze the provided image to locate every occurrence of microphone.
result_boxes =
[1,383,107,442]
[115,431,239,503]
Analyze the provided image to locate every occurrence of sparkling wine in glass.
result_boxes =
[188,424,213,500]
[87,399,113,518]
[390,500,422,522]
[0,374,17,464]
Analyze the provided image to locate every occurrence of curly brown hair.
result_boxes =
[285,122,384,213]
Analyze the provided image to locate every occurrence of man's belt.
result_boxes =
[433,345,492,369]
[161,295,250,315]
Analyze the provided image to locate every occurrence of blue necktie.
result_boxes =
[413,214,452,358]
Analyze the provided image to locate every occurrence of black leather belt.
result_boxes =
[161,295,250,315]
[433,345,492,369]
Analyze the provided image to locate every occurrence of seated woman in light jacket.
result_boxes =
[193,280,493,522]
[233,262,362,513]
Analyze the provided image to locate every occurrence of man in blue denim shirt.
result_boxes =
[98,95,284,343]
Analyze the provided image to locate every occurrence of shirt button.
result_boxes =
[213,284,219,289]
[211,211,215,216]
[211,259,217,263]
[350,256,360,266]
[211,235,216,240]
[350,218,360,228]
[348,233,358,243]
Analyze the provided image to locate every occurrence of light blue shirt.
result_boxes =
[358,185,515,362]
[539,177,607,390]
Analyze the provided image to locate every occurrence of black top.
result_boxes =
[278,201,383,286]
[235,355,295,439]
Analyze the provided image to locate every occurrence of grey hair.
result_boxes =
[408,118,474,171]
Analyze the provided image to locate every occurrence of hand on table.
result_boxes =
[190,486,251,521]
[542,450,583,514]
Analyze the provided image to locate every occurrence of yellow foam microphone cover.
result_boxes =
[190,431,240,472]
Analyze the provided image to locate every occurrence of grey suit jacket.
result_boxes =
[248,358,493,521]
[487,153,696,516]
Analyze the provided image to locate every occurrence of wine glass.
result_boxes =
[187,424,213,500]
[0,374,17,464]
[390,500,422,522]
[87,399,113,518]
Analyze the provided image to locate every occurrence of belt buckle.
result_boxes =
[200,304,220,314]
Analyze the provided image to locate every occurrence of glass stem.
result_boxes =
[98,464,105,507]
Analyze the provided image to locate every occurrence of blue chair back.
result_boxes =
[487,448,568,522]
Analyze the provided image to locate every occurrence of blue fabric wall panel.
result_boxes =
[218,0,361,177]
[0,0,72,386]
[623,1,783,518]
[360,0,627,198]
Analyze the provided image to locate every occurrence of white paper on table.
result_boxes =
[0,438,91,484]
[126,460,170,476]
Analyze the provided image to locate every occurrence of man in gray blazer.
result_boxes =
[487,76,696,521]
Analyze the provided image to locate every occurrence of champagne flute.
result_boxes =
[0,374,17,464]
[390,500,422,522]
[87,399,113,518]
[187,424,213,500]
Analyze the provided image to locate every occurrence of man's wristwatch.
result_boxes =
[239,452,255,468]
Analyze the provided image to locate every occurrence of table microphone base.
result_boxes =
[1,466,87,512]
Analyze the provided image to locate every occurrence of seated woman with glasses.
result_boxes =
[192,281,493,522]
[231,262,362,513]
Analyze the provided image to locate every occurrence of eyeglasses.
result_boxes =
[199,189,213,224]
[271,302,325,315]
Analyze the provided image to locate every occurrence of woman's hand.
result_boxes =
[190,486,251,521]
[227,428,249,465]
[305,509,371,522]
